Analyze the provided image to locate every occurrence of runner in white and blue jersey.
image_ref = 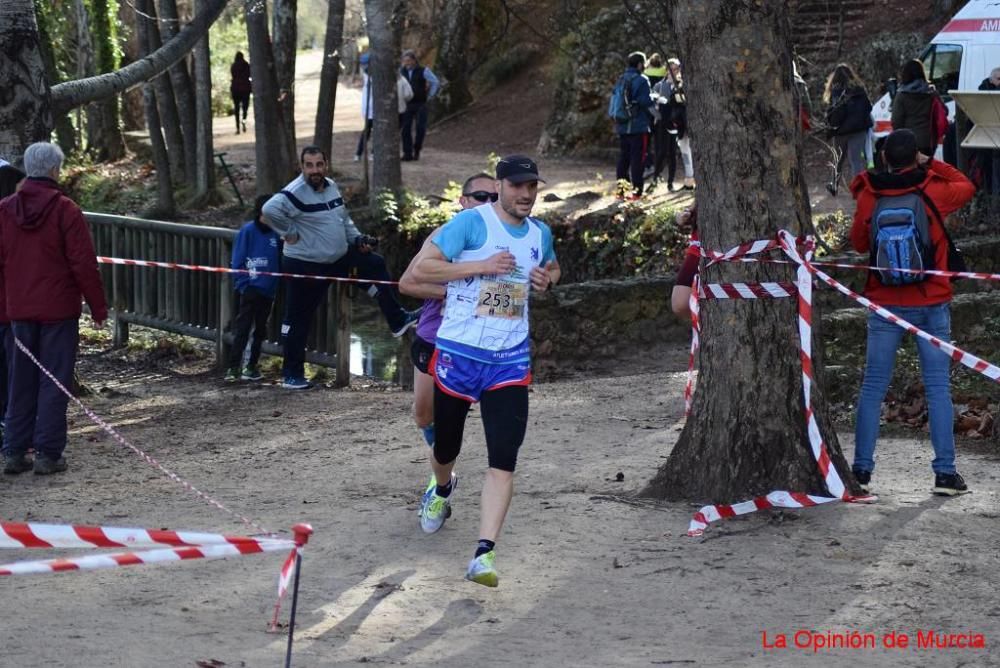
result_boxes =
[410,155,560,587]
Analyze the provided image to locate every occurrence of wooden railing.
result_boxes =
[84,212,351,386]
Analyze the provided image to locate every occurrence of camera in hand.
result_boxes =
[355,234,379,249]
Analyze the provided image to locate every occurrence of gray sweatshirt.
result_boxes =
[262,175,362,264]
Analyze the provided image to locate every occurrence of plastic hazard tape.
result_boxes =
[740,256,1000,283]
[699,282,797,299]
[0,521,294,577]
[97,256,400,286]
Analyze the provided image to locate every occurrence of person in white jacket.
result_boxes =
[355,53,414,161]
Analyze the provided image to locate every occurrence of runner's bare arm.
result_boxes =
[529,260,561,291]
[400,234,447,299]
[411,243,516,283]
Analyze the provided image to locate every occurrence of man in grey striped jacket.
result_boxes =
[263,146,418,389]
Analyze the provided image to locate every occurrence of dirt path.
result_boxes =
[1,343,998,666]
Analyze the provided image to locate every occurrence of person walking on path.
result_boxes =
[398,172,497,512]
[262,146,418,389]
[409,155,560,587]
[225,194,280,382]
[823,63,873,196]
[230,52,252,134]
[0,143,108,475]
[399,49,439,161]
[848,129,975,496]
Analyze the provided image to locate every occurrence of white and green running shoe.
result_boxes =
[419,473,456,533]
[465,550,498,588]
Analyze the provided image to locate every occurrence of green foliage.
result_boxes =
[64,161,148,214]
[569,202,685,279]
[89,0,121,74]
[372,187,458,238]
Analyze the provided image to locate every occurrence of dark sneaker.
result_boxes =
[224,367,240,382]
[3,453,33,475]
[391,310,420,338]
[282,376,311,390]
[933,472,971,496]
[33,455,67,475]
[241,365,263,381]
[852,468,872,493]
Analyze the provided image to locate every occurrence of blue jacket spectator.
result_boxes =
[614,65,653,136]
[231,210,280,298]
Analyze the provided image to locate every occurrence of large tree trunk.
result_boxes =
[75,0,96,151]
[0,0,52,164]
[33,2,76,152]
[193,0,216,198]
[643,0,859,503]
[313,0,346,162]
[140,0,187,185]
[86,0,126,161]
[159,0,199,185]
[364,0,404,198]
[136,0,176,217]
[245,0,295,194]
[272,0,298,162]
[433,0,475,120]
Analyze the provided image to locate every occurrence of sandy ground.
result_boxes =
[1,342,999,667]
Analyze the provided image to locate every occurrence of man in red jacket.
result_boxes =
[0,143,108,475]
[849,129,975,496]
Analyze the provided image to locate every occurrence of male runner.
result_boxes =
[399,173,498,510]
[410,155,560,587]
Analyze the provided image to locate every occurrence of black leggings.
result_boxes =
[433,384,529,472]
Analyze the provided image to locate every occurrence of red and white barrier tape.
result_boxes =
[739,255,1000,283]
[699,281,797,300]
[0,520,294,592]
[12,336,271,535]
[97,256,400,286]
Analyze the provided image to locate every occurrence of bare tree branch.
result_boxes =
[49,0,229,116]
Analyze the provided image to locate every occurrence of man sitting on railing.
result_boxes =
[262,146,418,389]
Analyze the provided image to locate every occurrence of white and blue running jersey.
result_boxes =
[434,204,548,364]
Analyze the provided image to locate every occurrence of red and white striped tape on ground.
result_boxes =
[97,256,400,286]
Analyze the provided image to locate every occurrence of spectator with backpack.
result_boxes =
[848,128,975,497]
[610,51,654,200]
[891,59,948,158]
[823,63,873,196]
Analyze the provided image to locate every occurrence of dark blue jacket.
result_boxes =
[231,220,280,297]
[614,68,653,135]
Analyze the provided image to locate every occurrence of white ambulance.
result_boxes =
[871,0,1000,139]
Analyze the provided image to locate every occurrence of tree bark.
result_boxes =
[33,5,77,153]
[86,0,126,161]
[136,0,176,216]
[364,0,404,198]
[272,0,298,162]
[75,0,96,151]
[245,0,295,194]
[642,0,859,503]
[313,0,346,162]
[159,0,198,185]
[433,0,475,120]
[193,0,216,197]
[139,0,187,184]
[0,0,52,165]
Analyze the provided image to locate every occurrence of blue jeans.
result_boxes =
[854,303,955,475]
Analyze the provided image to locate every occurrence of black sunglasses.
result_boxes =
[464,191,498,203]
